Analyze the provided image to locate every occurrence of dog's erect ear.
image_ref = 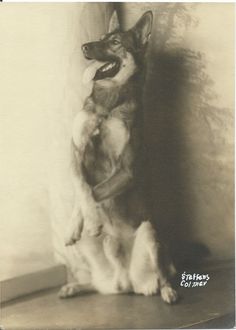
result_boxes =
[131,11,153,46]
[108,11,120,33]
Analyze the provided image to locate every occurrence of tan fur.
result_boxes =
[113,52,137,85]
[100,116,130,165]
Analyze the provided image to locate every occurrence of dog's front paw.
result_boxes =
[161,285,178,304]
[65,216,83,246]
[85,223,103,237]
[58,283,80,298]
[82,204,104,237]
[92,184,106,202]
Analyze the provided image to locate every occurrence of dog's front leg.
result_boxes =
[72,108,100,163]
[93,167,133,202]
[65,179,84,245]
[71,105,104,238]
[73,175,104,237]
[93,144,134,202]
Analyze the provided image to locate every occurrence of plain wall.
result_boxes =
[0,3,58,279]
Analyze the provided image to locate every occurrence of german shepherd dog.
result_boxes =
[59,10,178,304]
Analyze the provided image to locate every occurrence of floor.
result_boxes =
[1,266,235,329]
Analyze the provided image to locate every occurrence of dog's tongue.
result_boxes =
[82,60,107,85]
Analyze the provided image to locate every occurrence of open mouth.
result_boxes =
[82,59,120,84]
[94,61,120,81]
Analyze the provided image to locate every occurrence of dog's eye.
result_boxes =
[112,39,120,45]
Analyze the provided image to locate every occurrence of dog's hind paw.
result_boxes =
[58,283,80,298]
[161,286,178,304]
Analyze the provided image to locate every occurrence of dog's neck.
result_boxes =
[91,71,142,112]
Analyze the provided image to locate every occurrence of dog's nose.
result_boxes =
[82,44,89,52]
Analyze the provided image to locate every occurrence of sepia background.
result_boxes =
[0,3,234,282]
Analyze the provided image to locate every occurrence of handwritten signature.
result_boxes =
[180,272,210,288]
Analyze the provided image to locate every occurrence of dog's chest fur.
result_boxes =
[100,116,129,164]
[84,111,130,186]
[83,81,139,186]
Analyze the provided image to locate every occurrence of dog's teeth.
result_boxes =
[102,63,115,72]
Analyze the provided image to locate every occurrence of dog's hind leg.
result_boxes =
[103,236,131,293]
[147,237,178,304]
[130,221,178,303]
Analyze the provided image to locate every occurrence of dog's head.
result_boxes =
[82,11,153,83]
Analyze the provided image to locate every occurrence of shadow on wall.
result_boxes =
[141,3,231,266]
